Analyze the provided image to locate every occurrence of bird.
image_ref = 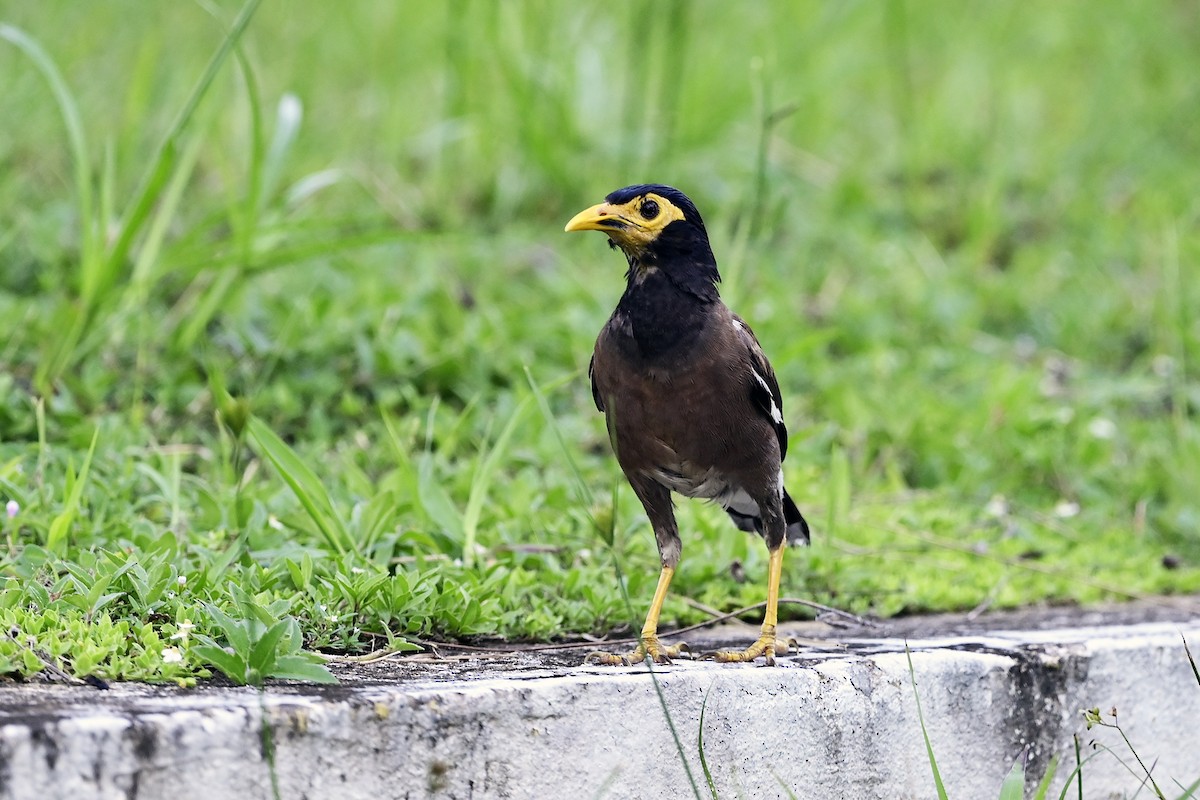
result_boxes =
[564,184,810,666]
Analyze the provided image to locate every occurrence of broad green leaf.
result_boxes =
[192,644,248,685]
[248,618,291,674]
[203,603,251,656]
[270,654,337,684]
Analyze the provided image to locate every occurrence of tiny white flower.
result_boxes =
[162,646,184,664]
[1053,407,1075,425]
[1152,354,1175,379]
[1088,417,1117,440]
[1054,500,1080,518]
[5,500,17,519]
[268,515,285,531]
[176,575,187,587]
[171,620,195,642]
[278,93,303,129]
[984,494,1009,518]
[350,567,365,575]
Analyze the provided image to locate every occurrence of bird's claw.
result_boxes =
[704,634,789,666]
[586,639,690,666]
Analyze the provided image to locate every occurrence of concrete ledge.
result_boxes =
[1,602,1198,799]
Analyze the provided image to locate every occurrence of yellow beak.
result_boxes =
[564,202,631,233]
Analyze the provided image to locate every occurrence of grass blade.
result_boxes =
[521,367,636,615]
[906,645,949,800]
[1033,756,1058,800]
[0,25,101,394]
[261,93,304,211]
[6,1,265,392]
[247,416,350,556]
[107,0,264,273]
[1053,736,1112,800]
[697,683,719,799]
[381,408,464,541]
[1172,776,1200,800]
[126,129,208,305]
[461,395,530,568]
[46,428,99,555]
[0,24,97,276]
[1073,734,1083,800]
[644,658,703,800]
[773,771,800,800]
[522,366,593,506]
[999,758,1026,800]
[1184,635,1199,688]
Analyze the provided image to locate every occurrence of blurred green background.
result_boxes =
[0,0,1197,682]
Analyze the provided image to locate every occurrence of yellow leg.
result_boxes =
[587,565,690,665]
[712,546,786,665]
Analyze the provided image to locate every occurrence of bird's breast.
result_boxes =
[592,301,777,485]
[601,367,763,477]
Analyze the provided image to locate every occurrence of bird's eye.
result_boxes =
[640,200,659,220]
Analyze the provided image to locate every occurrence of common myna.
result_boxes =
[565,184,810,666]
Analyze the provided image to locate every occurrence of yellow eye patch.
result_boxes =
[625,193,686,232]
[564,192,688,257]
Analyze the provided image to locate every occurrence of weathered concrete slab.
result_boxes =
[0,600,1198,799]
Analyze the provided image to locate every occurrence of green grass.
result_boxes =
[0,0,1198,683]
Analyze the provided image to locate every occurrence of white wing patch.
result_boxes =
[734,317,785,426]
[752,369,784,425]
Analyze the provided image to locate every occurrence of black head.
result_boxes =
[602,183,707,229]
[564,184,719,300]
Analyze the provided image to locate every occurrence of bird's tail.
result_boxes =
[782,488,811,546]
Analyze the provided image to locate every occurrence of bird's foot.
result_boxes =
[706,629,788,666]
[586,637,691,666]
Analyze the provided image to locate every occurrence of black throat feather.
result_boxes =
[612,219,722,361]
